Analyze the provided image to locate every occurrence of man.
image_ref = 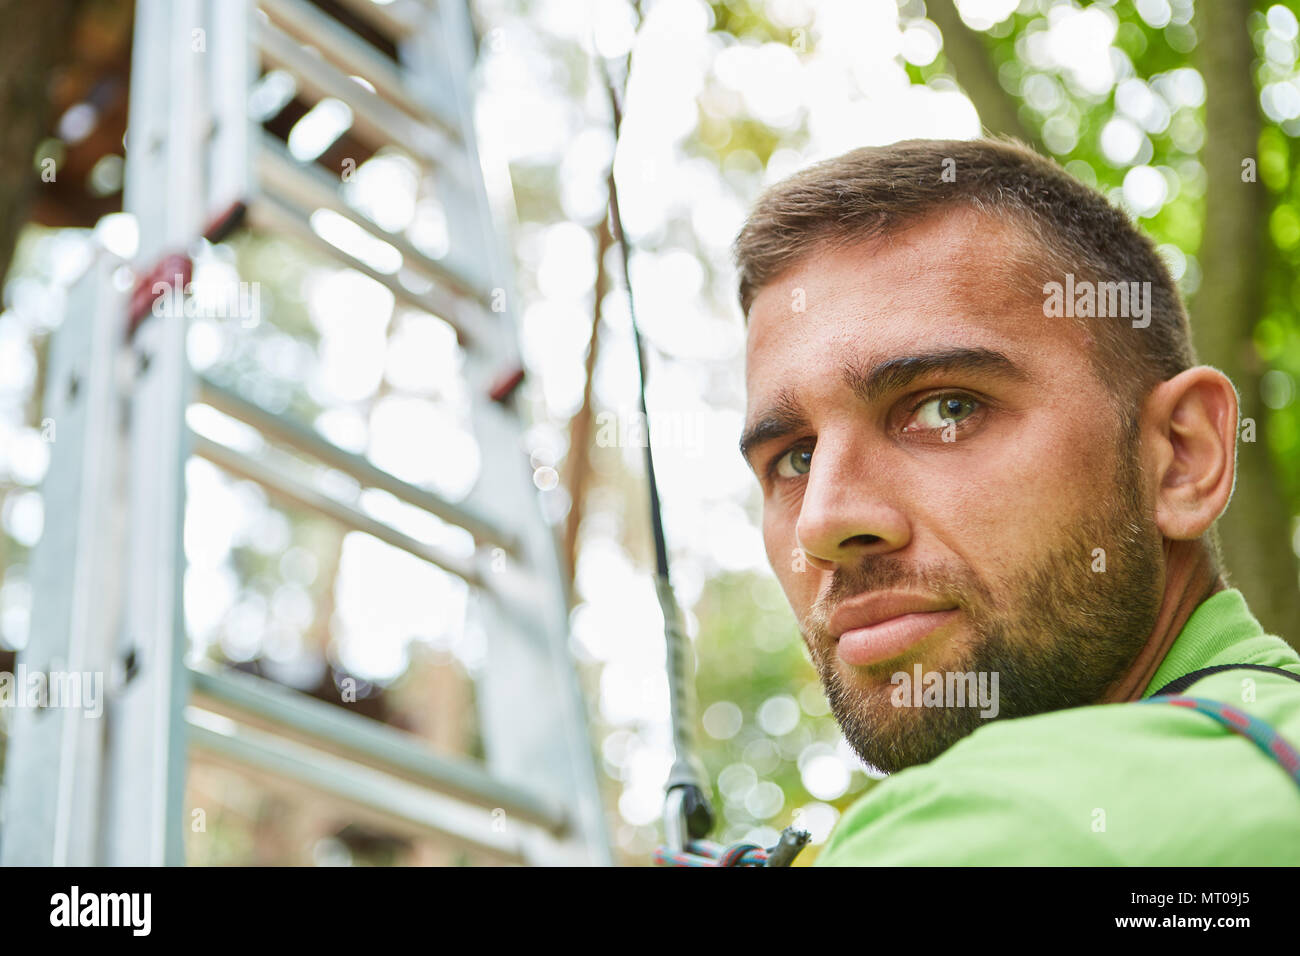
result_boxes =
[735,138,1300,864]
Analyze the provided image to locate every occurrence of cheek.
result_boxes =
[762,504,790,576]
[763,504,810,605]
[919,411,1117,559]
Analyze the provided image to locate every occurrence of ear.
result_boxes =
[1142,366,1238,540]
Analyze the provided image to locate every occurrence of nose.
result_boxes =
[794,436,910,571]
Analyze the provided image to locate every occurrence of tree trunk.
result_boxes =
[927,0,1038,146]
[561,219,613,592]
[0,0,84,283]
[1194,0,1300,647]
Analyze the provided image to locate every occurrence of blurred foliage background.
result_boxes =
[0,0,1297,865]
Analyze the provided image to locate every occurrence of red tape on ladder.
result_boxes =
[126,201,249,338]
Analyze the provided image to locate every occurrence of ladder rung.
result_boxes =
[188,712,530,863]
[256,16,462,174]
[196,374,518,554]
[331,0,425,39]
[189,665,567,833]
[259,0,460,140]
[190,431,487,588]
[244,192,477,346]
[257,133,490,306]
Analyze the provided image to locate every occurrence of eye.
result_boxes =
[904,393,980,432]
[774,445,812,479]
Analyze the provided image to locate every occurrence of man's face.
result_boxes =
[741,209,1165,773]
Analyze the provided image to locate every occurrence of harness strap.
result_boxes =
[1150,663,1300,697]
[1143,695,1300,789]
[1144,664,1300,791]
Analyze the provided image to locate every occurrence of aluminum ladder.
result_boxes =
[0,0,609,867]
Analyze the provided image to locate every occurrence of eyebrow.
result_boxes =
[739,346,1027,468]
[843,346,1027,406]
[739,388,810,467]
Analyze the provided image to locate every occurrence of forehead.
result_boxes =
[743,209,1091,410]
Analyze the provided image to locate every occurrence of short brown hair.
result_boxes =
[733,137,1197,410]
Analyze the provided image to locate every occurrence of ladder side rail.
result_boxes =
[406,0,613,866]
[0,253,126,865]
[208,0,255,219]
[100,0,204,865]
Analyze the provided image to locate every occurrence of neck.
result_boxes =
[1101,540,1224,704]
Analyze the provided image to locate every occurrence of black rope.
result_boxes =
[602,78,671,583]
[598,53,712,841]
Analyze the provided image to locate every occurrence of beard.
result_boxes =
[800,416,1163,775]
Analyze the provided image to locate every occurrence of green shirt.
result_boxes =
[814,588,1300,865]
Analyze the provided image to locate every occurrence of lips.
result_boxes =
[829,592,959,668]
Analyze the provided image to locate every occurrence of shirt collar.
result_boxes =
[1142,588,1267,698]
